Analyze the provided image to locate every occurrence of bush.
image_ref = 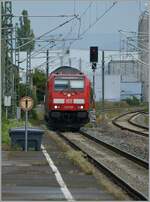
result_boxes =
[2,119,25,145]
[125,96,140,106]
[30,108,38,120]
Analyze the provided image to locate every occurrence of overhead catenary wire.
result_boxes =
[128,53,149,67]
[19,42,57,64]
[28,37,80,61]
[119,30,149,52]
[62,1,94,48]
[33,57,58,70]
[79,1,117,37]
[3,14,77,18]
[15,15,78,51]
[128,42,149,53]
[68,1,117,49]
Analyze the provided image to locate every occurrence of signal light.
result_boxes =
[90,46,98,63]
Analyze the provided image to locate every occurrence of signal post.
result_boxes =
[20,96,34,152]
[90,46,98,124]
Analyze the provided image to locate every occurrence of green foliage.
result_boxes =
[125,96,140,106]
[30,108,38,120]
[17,83,37,106]
[2,119,25,145]
[33,69,46,103]
[17,83,27,98]
[16,10,35,52]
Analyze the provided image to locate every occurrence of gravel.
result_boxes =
[63,132,149,199]
[82,121,149,161]
[132,113,149,128]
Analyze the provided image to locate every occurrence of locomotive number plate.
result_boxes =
[65,99,73,104]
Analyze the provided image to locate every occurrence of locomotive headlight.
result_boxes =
[80,105,84,109]
[54,105,58,109]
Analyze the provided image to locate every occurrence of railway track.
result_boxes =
[112,111,149,136]
[56,130,148,201]
[128,112,149,130]
[80,130,148,169]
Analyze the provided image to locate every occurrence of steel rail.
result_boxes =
[112,111,149,136]
[128,112,149,130]
[80,130,148,169]
[57,131,148,201]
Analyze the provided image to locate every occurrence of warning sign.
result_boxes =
[19,96,34,111]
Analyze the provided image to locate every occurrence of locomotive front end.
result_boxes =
[45,66,91,130]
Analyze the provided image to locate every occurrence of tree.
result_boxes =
[17,10,35,52]
[32,69,47,103]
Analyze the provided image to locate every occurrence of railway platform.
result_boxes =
[2,132,116,201]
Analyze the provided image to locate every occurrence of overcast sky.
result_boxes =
[13,0,149,50]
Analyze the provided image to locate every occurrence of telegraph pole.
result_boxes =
[46,50,49,79]
[102,51,105,112]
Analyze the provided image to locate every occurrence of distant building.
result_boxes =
[120,82,142,100]
[107,60,141,82]
[95,71,142,102]
[138,10,149,102]
[95,74,121,101]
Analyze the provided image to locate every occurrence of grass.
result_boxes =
[66,150,93,175]
[144,116,149,125]
[91,101,149,123]
[2,119,24,145]
[44,128,131,200]
[2,118,32,150]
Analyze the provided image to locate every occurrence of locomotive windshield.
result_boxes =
[55,78,84,91]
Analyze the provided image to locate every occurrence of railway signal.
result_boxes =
[90,46,98,63]
[90,46,98,119]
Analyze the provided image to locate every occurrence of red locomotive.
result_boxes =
[44,66,91,130]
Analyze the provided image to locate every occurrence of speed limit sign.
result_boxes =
[19,96,34,111]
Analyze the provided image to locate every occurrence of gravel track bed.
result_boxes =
[62,132,149,199]
[82,123,149,161]
[132,113,149,128]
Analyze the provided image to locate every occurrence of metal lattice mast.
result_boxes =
[15,24,20,105]
[26,50,32,95]
[1,2,6,102]
[1,1,14,117]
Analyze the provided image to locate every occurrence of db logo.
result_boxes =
[66,99,72,104]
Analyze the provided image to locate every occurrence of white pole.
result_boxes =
[25,110,28,152]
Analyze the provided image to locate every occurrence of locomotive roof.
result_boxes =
[51,66,82,74]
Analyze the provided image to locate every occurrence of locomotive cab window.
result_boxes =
[70,80,84,90]
[55,80,69,90]
[54,77,84,91]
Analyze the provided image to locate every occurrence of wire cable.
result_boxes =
[79,1,117,37]
[16,15,78,50]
